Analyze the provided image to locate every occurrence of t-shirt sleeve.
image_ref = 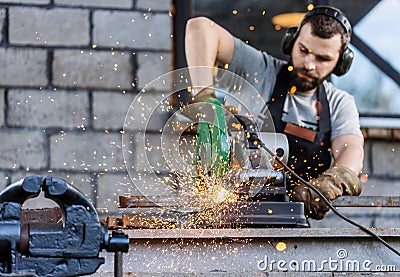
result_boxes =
[328,87,363,141]
[229,38,270,76]
[228,37,285,100]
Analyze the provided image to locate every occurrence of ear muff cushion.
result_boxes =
[281,27,298,55]
[333,47,354,76]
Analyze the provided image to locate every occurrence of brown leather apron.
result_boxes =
[268,65,332,184]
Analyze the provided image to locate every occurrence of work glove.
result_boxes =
[180,87,237,122]
[191,86,218,103]
[290,166,362,220]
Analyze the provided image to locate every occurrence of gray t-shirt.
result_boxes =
[228,38,363,141]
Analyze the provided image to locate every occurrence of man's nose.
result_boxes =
[303,54,316,71]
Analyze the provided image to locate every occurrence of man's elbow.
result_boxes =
[185,16,213,34]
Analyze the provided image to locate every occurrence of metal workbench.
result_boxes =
[94,227,400,276]
[93,196,400,276]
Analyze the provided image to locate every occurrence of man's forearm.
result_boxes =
[185,17,234,94]
[331,134,364,174]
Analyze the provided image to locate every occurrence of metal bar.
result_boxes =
[172,0,192,69]
[359,116,400,129]
[349,0,381,25]
[121,195,400,208]
[121,228,400,239]
[171,0,192,108]
[114,252,123,277]
[333,196,400,207]
[119,195,191,208]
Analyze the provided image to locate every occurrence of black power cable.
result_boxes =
[231,114,399,256]
[258,137,400,257]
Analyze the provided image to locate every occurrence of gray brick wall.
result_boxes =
[92,91,133,130]
[0,48,48,86]
[0,1,173,215]
[93,10,172,50]
[49,132,124,172]
[97,173,137,214]
[0,0,49,4]
[137,52,172,88]
[371,141,400,178]
[53,49,133,89]
[9,7,90,46]
[136,0,171,11]
[55,0,132,9]
[7,89,90,128]
[0,130,47,170]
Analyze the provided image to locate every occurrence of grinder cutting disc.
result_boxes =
[195,98,230,190]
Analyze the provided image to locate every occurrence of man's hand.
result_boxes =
[191,86,217,102]
[290,166,362,220]
[180,87,217,122]
[181,87,237,121]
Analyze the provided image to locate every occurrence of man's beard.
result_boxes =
[288,67,327,92]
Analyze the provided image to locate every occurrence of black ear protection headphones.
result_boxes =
[281,6,354,76]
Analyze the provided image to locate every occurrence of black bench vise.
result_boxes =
[0,176,129,277]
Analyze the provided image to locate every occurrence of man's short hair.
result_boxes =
[302,13,351,53]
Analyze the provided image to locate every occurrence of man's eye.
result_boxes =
[317,57,330,62]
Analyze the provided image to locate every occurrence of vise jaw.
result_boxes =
[0,176,129,277]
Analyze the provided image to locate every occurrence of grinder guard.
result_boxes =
[221,114,308,228]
